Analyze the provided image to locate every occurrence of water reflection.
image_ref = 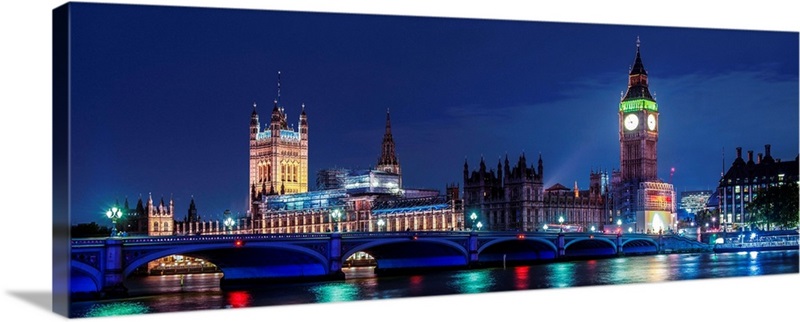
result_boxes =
[311,283,359,302]
[83,302,150,317]
[70,250,798,318]
[450,270,493,294]
[226,291,251,308]
[513,266,530,290]
[545,262,576,288]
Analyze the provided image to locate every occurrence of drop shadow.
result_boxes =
[7,291,51,312]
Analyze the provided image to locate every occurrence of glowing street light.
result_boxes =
[558,216,564,233]
[106,206,123,237]
[332,209,343,232]
[470,212,478,231]
[628,227,633,233]
[224,217,235,234]
[543,224,549,231]
[617,219,622,226]
[476,221,483,231]
[590,226,596,232]
[377,219,385,232]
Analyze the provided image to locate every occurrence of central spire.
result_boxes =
[622,37,654,101]
[276,70,282,105]
[377,109,402,186]
[378,109,398,166]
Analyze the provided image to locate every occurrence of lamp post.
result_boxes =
[558,216,564,233]
[106,207,123,237]
[224,217,234,235]
[590,225,596,233]
[377,219,385,232]
[712,217,716,231]
[470,212,477,231]
[476,221,483,231]
[543,224,549,231]
[332,209,342,232]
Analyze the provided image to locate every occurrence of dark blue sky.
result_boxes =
[68,3,799,225]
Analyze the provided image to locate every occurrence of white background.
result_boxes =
[1,1,798,321]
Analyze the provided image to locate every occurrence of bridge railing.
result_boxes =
[71,230,668,245]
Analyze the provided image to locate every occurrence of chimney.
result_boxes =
[758,153,763,164]
[748,150,754,164]
[736,147,742,159]
[765,144,771,157]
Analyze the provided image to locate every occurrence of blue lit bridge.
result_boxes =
[70,231,708,298]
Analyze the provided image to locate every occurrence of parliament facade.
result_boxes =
[248,83,463,233]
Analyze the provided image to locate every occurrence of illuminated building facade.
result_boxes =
[146,193,175,236]
[612,38,676,232]
[249,72,309,206]
[463,154,543,231]
[679,190,712,214]
[463,154,608,231]
[252,111,462,233]
[718,145,798,230]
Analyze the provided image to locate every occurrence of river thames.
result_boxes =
[70,250,799,318]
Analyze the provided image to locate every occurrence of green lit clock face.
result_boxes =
[647,114,657,131]
[624,114,639,131]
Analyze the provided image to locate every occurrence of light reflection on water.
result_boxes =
[70,250,798,318]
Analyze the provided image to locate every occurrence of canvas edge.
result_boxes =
[52,1,71,318]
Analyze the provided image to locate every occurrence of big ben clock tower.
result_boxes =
[620,37,659,183]
[614,38,675,233]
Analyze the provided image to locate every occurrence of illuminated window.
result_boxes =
[734,186,740,193]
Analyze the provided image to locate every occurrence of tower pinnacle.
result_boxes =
[376,109,402,186]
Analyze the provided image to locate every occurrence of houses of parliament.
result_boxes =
[122,40,678,236]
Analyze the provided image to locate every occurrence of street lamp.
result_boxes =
[590,225,596,232]
[377,219,385,232]
[106,207,123,237]
[476,221,483,231]
[332,209,342,232]
[712,217,716,230]
[543,224,549,231]
[628,227,633,233]
[558,216,564,233]
[224,217,235,235]
[470,212,477,231]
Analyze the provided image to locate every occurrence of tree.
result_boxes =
[694,208,719,230]
[746,182,799,230]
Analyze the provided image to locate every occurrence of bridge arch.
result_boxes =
[621,238,659,247]
[477,237,558,254]
[564,237,617,249]
[343,238,468,261]
[477,237,558,263]
[564,237,618,257]
[70,260,103,293]
[123,242,330,278]
[344,238,469,273]
[621,237,659,255]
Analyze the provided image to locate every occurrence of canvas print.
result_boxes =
[52,1,800,318]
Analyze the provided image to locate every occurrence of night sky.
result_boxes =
[67,2,799,225]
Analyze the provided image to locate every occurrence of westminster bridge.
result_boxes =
[70,231,709,297]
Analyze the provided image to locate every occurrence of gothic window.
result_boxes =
[153,222,158,231]
[267,163,272,181]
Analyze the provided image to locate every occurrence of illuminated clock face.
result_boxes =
[624,114,639,131]
[647,114,657,131]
